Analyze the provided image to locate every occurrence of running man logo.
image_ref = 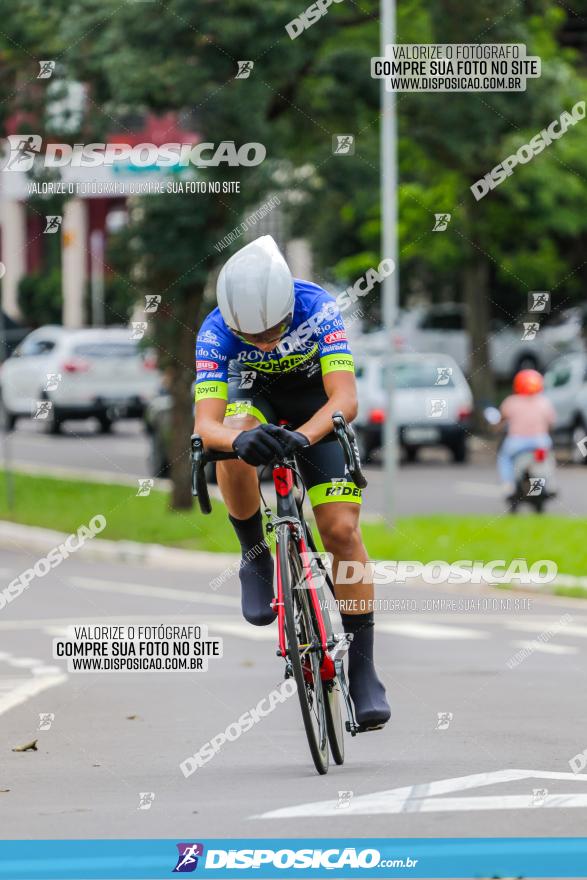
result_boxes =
[2,135,42,172]
[131,322,148,340]
[238,371,256,389]
[332,134,355,155]
[532,787,549,807]
[528,291,551,313]
[38,713,55,731]
[236,60,254,79]
[137,792,155,810]
[144,294,161,313]
[436,711,453,730]
[44,215,62,234]
[173,843,204,873]
[33,400,53,420]
[427,398,447,419]
[137,479,154,497]
[435,366,453,386]
[44,373,62,392]
[433,213,451,231]
[522,322,539,341]
[37,60,56,79]
[527,477,546,497]
[336,790,354,809]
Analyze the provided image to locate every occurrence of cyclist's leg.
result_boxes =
[218,377,277,626]
[296,440,391,729]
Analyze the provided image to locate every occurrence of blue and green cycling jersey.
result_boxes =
[195,279,354,402]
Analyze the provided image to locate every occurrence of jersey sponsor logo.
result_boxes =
[244,345,318,374]
[195,381,228,401]
[199,329,220,345]
[322,342,349,354]
[325,485,362,498]
[324,329,347,344]
[196,360,219,371]
[321,353,354,374]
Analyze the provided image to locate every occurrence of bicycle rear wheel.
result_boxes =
[278,523,329,775]
[323,676,345,764]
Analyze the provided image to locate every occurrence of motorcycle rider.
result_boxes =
[496,369,556,497]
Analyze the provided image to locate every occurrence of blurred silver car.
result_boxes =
[545,353,587,464]
[0,326,160,433]
[393,303,581,379]
[354,352,473,463]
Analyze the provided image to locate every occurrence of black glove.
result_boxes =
[232,424,287,466]
[274,427,310,455]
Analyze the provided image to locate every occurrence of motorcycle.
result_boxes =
[484,406,557,514]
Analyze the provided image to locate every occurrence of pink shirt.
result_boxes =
[500,394,556,436]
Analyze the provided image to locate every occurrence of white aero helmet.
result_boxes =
[216,235,294,334]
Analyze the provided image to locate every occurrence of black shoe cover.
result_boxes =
[349,662,391,730]
[229,510,276,626]
[342,612,391,729]
[239,551,276,626]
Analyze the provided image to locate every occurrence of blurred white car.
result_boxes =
[544,352,587,464]
[0,326,160,433]
[392,303,581,379]
[354,352,473,463]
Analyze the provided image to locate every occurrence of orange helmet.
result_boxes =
[513,368,544,395]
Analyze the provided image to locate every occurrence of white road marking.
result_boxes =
[0,673,67,717]
[512,639,578,655]
[254,769,587,818]
[69,576,241,608]
[507,620,587,639]
[376,621,489,640]
[205,620,276,641]
[6,657,40,668]
[0,614,276,643]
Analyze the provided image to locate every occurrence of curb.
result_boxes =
[0,520,586,595]
[0,520,239,574]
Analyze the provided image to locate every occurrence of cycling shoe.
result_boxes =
[349,664,391,731]
[239,552,276,626]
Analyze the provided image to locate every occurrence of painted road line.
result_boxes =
[511,639,578,655]
[507,619,587,638]
[0,673,67,717]
[4,657,40,668]
[69,576,241,608]
[0,614,275,643]
[254,769,587,819]
[376,621,489,640]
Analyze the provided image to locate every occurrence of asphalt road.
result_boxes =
[1,546,587,840]
[6,419,587,517]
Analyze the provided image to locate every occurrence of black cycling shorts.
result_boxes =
[225,364,362,508]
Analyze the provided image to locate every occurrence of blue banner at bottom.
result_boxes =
[1,838,587,879]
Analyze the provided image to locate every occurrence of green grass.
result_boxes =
[0,471,585,574]
[0,470,240,554]
[360,515,586,574]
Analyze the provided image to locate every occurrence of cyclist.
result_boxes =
[194,235,390,731]
[496,368,556,496]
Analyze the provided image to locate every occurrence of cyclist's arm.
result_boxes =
[194,398,242,452]
[295,370,358,444]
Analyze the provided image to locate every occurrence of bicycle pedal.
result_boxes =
[357,721,387,733]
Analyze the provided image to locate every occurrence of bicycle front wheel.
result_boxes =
[278,523,329,775]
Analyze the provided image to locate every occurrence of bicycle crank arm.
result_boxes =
[336,660,359,736]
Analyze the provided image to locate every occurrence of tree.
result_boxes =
[53,0,375,507]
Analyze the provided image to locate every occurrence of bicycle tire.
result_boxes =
[304,528,345,764]
[278,523,329,775]
[323,677,345,764]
